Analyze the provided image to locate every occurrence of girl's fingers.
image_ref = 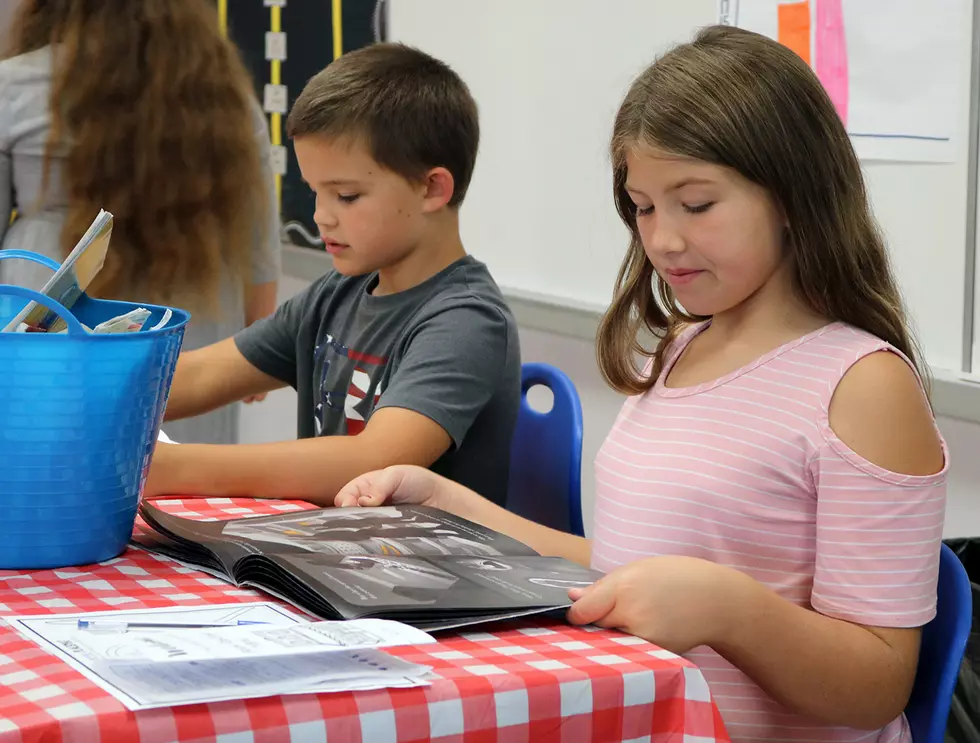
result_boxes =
[566,580,617,626]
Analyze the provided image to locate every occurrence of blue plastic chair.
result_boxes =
[904,543,973,743]
[506,362,585,536]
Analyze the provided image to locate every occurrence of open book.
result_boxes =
[134,503,602,631]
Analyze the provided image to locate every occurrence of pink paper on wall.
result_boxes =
[814,0,849,126]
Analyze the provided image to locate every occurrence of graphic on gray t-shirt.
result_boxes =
[312,331,388,436]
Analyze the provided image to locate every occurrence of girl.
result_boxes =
[0,0,280,444]
[335,25,947,742]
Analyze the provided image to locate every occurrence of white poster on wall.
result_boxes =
[720,0,967,162]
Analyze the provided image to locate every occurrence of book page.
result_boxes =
[140,502,540,560]
[214,505,541,558]
[269,553,601,620]
[136,503,256,574]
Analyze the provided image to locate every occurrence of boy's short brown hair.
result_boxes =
[287,43,479,207]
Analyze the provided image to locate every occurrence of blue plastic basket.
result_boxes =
[0,249,190,569]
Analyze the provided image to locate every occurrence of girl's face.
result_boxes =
[625,147,788,317]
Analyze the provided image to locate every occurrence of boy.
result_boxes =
[145,43,521,507]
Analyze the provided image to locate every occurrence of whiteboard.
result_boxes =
[389,0,977,373]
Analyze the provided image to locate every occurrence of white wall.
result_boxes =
[387,0,978,375]
[240,276,980,539]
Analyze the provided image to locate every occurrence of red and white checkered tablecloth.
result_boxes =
[0,497,731,743]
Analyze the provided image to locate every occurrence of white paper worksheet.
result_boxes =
[5,603,435,710]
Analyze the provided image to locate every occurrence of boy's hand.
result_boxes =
[566,556,743,655]
[334,465,449,510]
[243,392,268,404]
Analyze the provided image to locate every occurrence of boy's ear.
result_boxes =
[420,167,455,213]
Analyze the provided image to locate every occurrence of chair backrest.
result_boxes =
[506,362,585,536]
[905,542,973,743]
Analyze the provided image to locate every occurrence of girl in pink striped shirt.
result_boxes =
[337,25,947,743]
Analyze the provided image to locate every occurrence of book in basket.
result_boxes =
[134,502,603,631]
[2,209,113,333]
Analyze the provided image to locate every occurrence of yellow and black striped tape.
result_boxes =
[217,0,352,221]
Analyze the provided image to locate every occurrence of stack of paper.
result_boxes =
[5,603,435,710]
[2,209,113,333]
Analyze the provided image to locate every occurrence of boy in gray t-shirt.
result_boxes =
[145,44,521,507]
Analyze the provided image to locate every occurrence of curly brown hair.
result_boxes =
[6,0,268,314]
[597,25,922,395]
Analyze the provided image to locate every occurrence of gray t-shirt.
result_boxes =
[235,256,521,505]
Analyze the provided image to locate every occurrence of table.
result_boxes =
[0,497,731,743]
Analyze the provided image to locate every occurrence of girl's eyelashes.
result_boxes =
[684,202,714,214]
[632,202,714,217]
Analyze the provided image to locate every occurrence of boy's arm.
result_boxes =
[146,407,451,504]
[164,338,286,421]
[147,301,511,504]
[167,276,310,420]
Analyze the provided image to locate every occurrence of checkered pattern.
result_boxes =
[0,497,731,743]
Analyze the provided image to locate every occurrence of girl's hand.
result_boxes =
[334,465,450,510]
[243,392,268,404]
[566,555,743,655]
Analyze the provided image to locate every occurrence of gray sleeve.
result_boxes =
[376,303,511,446]
[233,285,308,387]
[249,99,281,285]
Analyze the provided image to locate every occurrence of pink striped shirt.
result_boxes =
[591,322,948,743]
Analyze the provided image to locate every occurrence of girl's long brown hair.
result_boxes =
[597,25,923,395]
[6,0,267,314]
